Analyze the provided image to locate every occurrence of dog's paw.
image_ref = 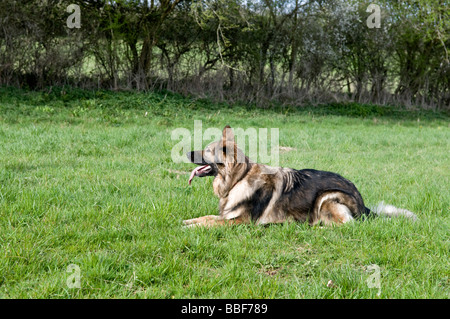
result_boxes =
[182,222,205,229]
[183,219,194,225]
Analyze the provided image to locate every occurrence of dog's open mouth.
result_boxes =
[188,165,212,185]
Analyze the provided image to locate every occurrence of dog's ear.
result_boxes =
[222,125,234,143]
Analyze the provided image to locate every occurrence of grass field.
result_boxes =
[0,87,448,298]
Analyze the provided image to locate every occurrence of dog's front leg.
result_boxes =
[183,215,221,227]
[183,215,247,228]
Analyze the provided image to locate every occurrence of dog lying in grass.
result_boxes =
[184,125,416,227]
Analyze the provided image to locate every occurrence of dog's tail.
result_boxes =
[369,201,417,221]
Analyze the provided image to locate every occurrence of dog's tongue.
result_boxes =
[188,165,211,185]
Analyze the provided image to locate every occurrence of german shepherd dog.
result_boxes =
[184,125,416,227]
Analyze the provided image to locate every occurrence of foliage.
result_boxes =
[0,0,448,109]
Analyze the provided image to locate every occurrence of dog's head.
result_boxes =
[187,125,248,185]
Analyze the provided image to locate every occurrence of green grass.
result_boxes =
[0,86,448,298]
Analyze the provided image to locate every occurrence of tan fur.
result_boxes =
[183,215,249,228]
[184,126,368,228]
[311,191,356,225]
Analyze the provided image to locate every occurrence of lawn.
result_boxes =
[0,87,448,298]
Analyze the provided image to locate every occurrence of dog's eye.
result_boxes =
[205,149,211,153]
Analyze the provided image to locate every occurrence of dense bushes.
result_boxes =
[0,0,448,109]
